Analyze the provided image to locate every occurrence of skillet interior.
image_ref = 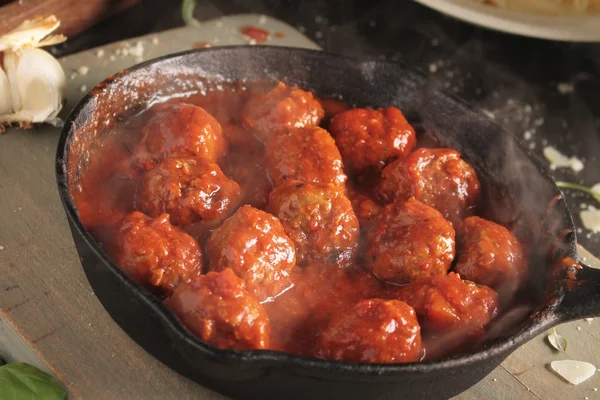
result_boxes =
[55,46,592,399]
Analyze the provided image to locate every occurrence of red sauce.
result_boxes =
[240,25,270,44]
[75,81,531,363]
[274,32,285,39]
[192,41,213,49]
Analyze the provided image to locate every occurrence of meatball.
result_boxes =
[241,82,324,142]
[265,126,347,188]
[318,299,422,363]
[135,158,241,227]
[378,148,481,227]
[394,272,498,336]
[207,206,296,301]
[268,181,360,267]
[112,211,203,296]
[329,107,416,172]
[134,103,227,169]
[366,197,455,284]
[454,216,528,302]
[167,268,270,350]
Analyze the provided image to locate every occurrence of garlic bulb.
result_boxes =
[0,16,67,131]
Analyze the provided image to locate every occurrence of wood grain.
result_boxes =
[0,0,140,38]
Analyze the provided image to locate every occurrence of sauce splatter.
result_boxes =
[192,41,213,49]
[274,32,286,39]
[240,26,270,44]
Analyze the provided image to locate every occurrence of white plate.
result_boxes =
[414,0,600,42]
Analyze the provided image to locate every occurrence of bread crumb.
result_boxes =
[96,49,105,58]
[80,85,88,93]
[77,66,89,76]
[429,63,438,73]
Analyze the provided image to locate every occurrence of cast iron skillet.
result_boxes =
[55,47,600,400]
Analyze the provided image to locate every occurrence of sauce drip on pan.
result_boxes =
[75,81,542,363]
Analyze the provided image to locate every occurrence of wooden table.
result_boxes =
[1,14,599,400]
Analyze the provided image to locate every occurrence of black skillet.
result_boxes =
[55,47,600,400]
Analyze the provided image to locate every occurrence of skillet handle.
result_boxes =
[555,263,600,321]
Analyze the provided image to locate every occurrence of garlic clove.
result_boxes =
[15,48,65,122]
[3,51,21,112]
[0,66,12,115]
[0,16,66,52]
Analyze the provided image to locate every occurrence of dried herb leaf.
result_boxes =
[547,328,568,352]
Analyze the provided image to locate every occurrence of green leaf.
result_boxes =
[547,328,568,353]
[182,0,201,27]
[0,363,66,400]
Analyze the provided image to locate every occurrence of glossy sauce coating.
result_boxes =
[319,299,422,363]
[167,268,270,350]
[75,81,531,362]
[378,148,481,227]
[330,107,417,172]
[112,211,203,296]
[207,205,296,302]
[454,216,528,303]
[366,197,455,284]
[265,126,347,188]
[268,181,360,267]
[241,81,324,142]
[133,103,227,169]
[393,272,498,337]
[135,158,241,227]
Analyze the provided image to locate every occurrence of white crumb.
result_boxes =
[152,37,159,45]
[248,39,257,45]
[258,15,267,25]
[580,206,600,233]
[0,245,4,250]
[543,146,584,172]
[524,130,533,140]
[557,82,574,94]
[109,55,116,61]
[128,41,144,58]
[77,66,89,76]
[80,85,88,93]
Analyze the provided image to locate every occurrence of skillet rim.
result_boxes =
[55,45,580,375]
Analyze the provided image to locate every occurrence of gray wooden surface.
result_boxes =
[0,14,599,400]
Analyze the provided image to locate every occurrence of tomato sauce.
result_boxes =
[75,81,528,363]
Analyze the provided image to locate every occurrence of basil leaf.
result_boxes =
[0,363,66,400]
[547,329,568,353]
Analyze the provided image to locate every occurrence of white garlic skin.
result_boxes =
[1,47,66,124]
[0,15,67,128]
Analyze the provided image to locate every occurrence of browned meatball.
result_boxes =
[134,103,227,169]
[366,197,455,284]
[241,82,324,142]
[112,211,203,296]
[378,148,481,227]
[207,206,296,301]
[318,299,422,363]
[454,216,528,303]
[167,268,270,350]
[135,158,241,227]
[329,107,416,172]
[264,126,347,188]
[394,272,498,337]
[268,181,359,267]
